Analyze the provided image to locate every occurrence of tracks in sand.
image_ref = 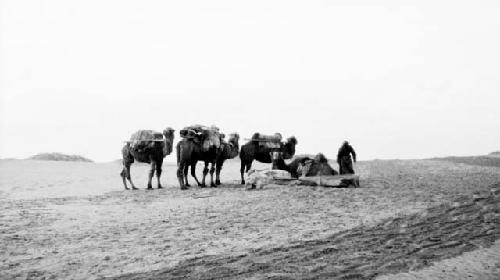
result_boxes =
[109,184,500,280]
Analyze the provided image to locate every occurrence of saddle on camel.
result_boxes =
[250,132,282,149]
[128,130,167,153]
[180,125,222,148]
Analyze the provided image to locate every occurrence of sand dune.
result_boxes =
[28,153,93,162]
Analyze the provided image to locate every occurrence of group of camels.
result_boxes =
[120,126,301,190]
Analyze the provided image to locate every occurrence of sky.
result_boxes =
[1,0,499,162]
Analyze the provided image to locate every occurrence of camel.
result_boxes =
[271,152,338,177]
[176,127,221,189]
[179,133,240,187]
[271,152,361,188]
[239,135,297,184]
[120,128,175,190]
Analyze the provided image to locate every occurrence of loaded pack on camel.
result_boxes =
[250,133,282,149]
[179,125,221,151]
[128,130,166,153]
[177,125,225,189]
[120,128,175,190]
[240,132,298,184]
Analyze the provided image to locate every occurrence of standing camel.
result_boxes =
[178,133,239,187]
[120,128,175,190]
[239,135,297,184]
[176,127,221,189]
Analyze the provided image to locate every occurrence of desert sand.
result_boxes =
[1,158,499,279]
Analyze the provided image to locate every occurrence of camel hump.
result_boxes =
[300,153,338,177]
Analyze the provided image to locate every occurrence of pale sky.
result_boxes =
[1,0,499,162]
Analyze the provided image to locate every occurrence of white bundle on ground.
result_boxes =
[246,169,293,189]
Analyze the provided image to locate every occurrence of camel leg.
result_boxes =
[240,160,247,185]
[120,168,129,190]
[215,160,223,185]
[156,160,163,189]
[147,162,155,189]
[244,162,253,185]
[201,162,209,188]
[183,165,190,187]
[190,163,202,187]
[124,163,137,190]
[209,162,216,187]
[177,163,187,190]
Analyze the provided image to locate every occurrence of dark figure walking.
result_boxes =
[337,141,356,174]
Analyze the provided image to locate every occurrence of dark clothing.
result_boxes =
[338,156,354,174]
[337,144,356,175]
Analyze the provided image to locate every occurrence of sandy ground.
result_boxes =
[1,158,500,279]
[378,239,500,280]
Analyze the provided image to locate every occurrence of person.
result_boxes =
[337,141,357,175]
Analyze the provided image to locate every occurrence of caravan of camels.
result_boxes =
[120,125,358,190]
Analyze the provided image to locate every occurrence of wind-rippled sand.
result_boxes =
[1,158,499,279]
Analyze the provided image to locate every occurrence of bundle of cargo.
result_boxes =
[179,128,197,139]
[179,124,221,150]
[251,132,282,149]
[127,130,165,152]
[246,169,293,189]
[180,125,219,138]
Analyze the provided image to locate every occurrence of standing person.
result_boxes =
[337,141,357,174]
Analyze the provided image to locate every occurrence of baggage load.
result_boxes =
[128,130,164,151]
[251,132,282,142]
[180,125,220,138]
[251,132,282,149]
[180,124,221,149]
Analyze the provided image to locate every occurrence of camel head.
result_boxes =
[220,133,239,159]
[163,127,175,139]
[287,136,298,146]
[281,136,298,159]
[228,133,240,148]
[162,127,175,156]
